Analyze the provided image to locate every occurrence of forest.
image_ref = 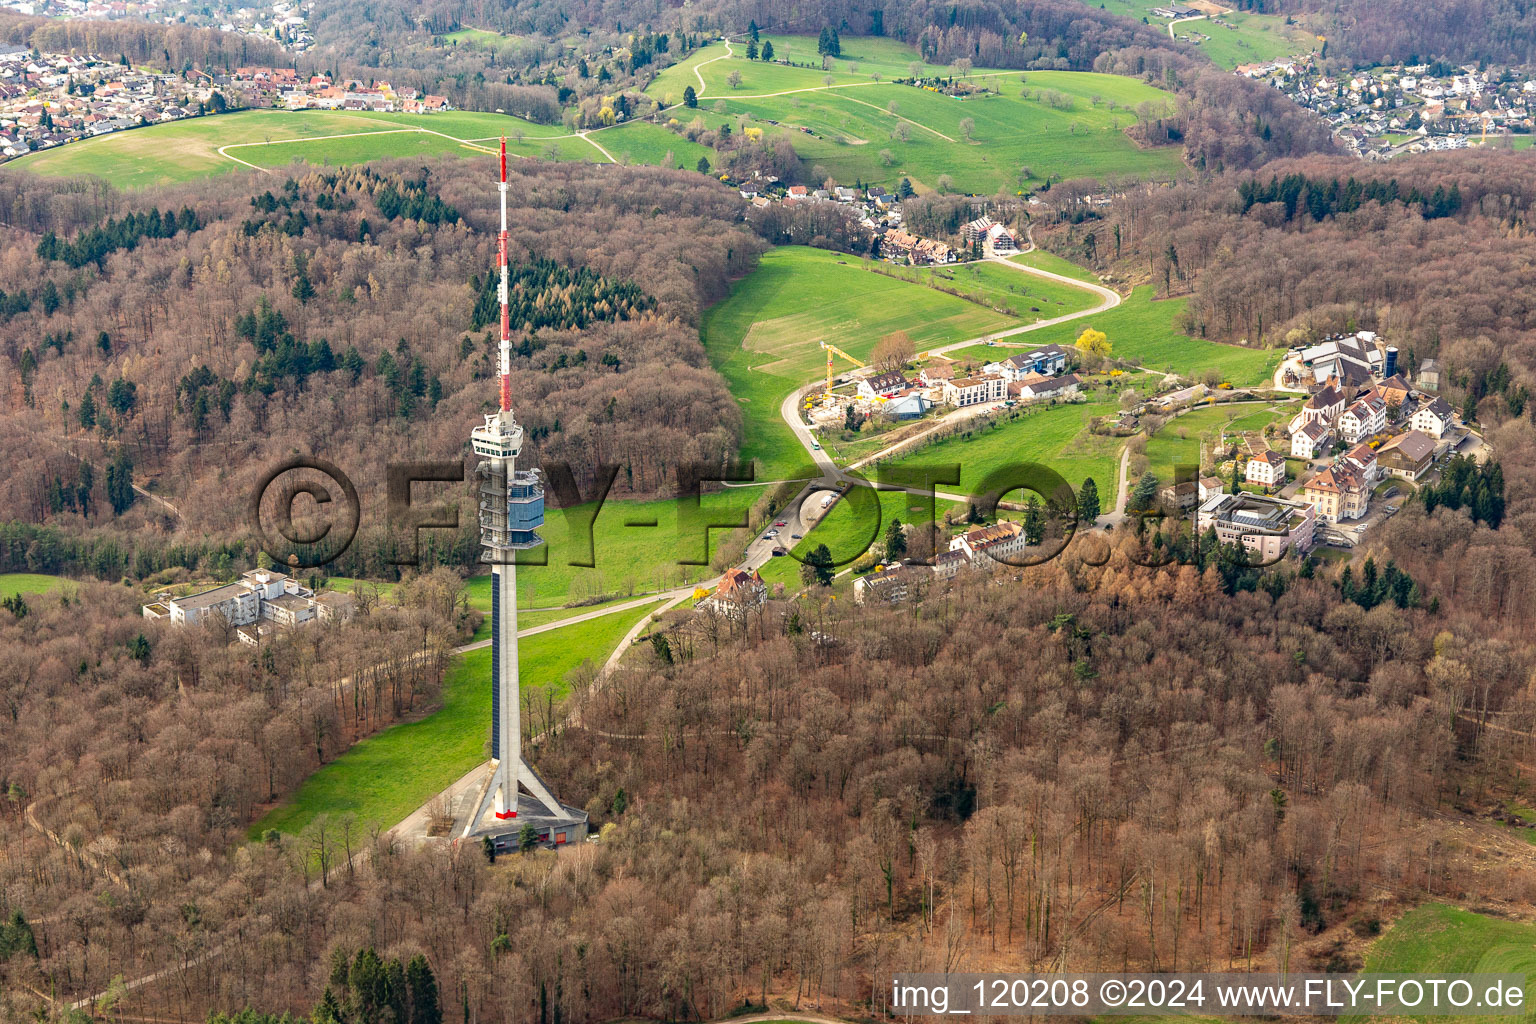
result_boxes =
[1235,0,1536,67]
[0,159,764,578]
[8,488,1536,1019]
[1037,150,1536,426]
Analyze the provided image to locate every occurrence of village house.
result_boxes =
[1340,441,1379,487]
[1159,480,1201,510]
[1375,372,1415,410]
[1411,396,1456,438]
[1016,373,1081,401]
[1376,430,1436,480]
[1244,449,1287,489]
[700,567,767,619]
[1289,382,1346,434]
[986,344,1068,380]
[932,548,972,580]
[858,371,909,399]
[918,362,955,386]
[943,374,1007,407]
[1196,492,1316,560]
[950,519,1027,563]
[1338,391,1388,443]
[1302,464,1370,522]
[1416,358,1442,391]
[853,563,929,604]
[984,222,1018,254]
[1291,419,1332,460]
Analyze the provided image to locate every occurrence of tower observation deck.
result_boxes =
[460,141,588,850]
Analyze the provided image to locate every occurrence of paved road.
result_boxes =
[778,253,1127,509]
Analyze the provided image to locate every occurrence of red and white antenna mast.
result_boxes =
[497,137,512,413]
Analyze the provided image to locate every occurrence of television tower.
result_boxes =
[462,140,586,847]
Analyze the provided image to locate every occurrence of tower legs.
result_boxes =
[461,560,566,839]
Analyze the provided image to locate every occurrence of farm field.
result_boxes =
[1088,0,1318,69]
[879,397,1125,504]
[650,37,1185,193]
[250,599,662,839]
[1346,904,1536,1024]
[702,246,1021,479]
[1019,285,1282,386]
[6,107,709,188]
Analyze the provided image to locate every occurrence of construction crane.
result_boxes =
[818,340,863,396]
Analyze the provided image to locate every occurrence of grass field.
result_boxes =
[6,107,712,188]
[884,260,1099,320]
[0,573,73,599]
[250,599,661,838]
[1348,904,1536,1024]
[1008,249,1101,283]
[880,397,1125,504]
[1090,0,1318,69]
[701,247,1021,479]
[1016,286,1281,386]
[479,489,767,607]
[1144,401,1296,480]
[650,38,1185,194]
[756,487,963,588]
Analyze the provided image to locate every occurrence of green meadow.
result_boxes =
[701,246,1021,479]
[1021,286,1282,386]
[1089,0,1318,70]
[1347,904,1536,1024]
[879,397,1125,504]
[0,573,73,599]
[6,107,710,187]
[481,489,769,608]
[1145,401,1298,479]
[885,260,1099,320]
[650,36,1184,194]
[250,599,661,838]
[1007,248,1102,283]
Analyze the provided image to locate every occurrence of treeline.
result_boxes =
[1422,455,1505,527]
[469,257,654,335]
[36,205,203,268]
[1237,173,1464,223]
[13,500,1536,1018]
[1238,0,1536,67]
[1038,152,1536,388]
[0,10,290,71]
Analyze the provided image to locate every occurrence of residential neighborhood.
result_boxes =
[0,48,446,164]
[1239,57,1536,157]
